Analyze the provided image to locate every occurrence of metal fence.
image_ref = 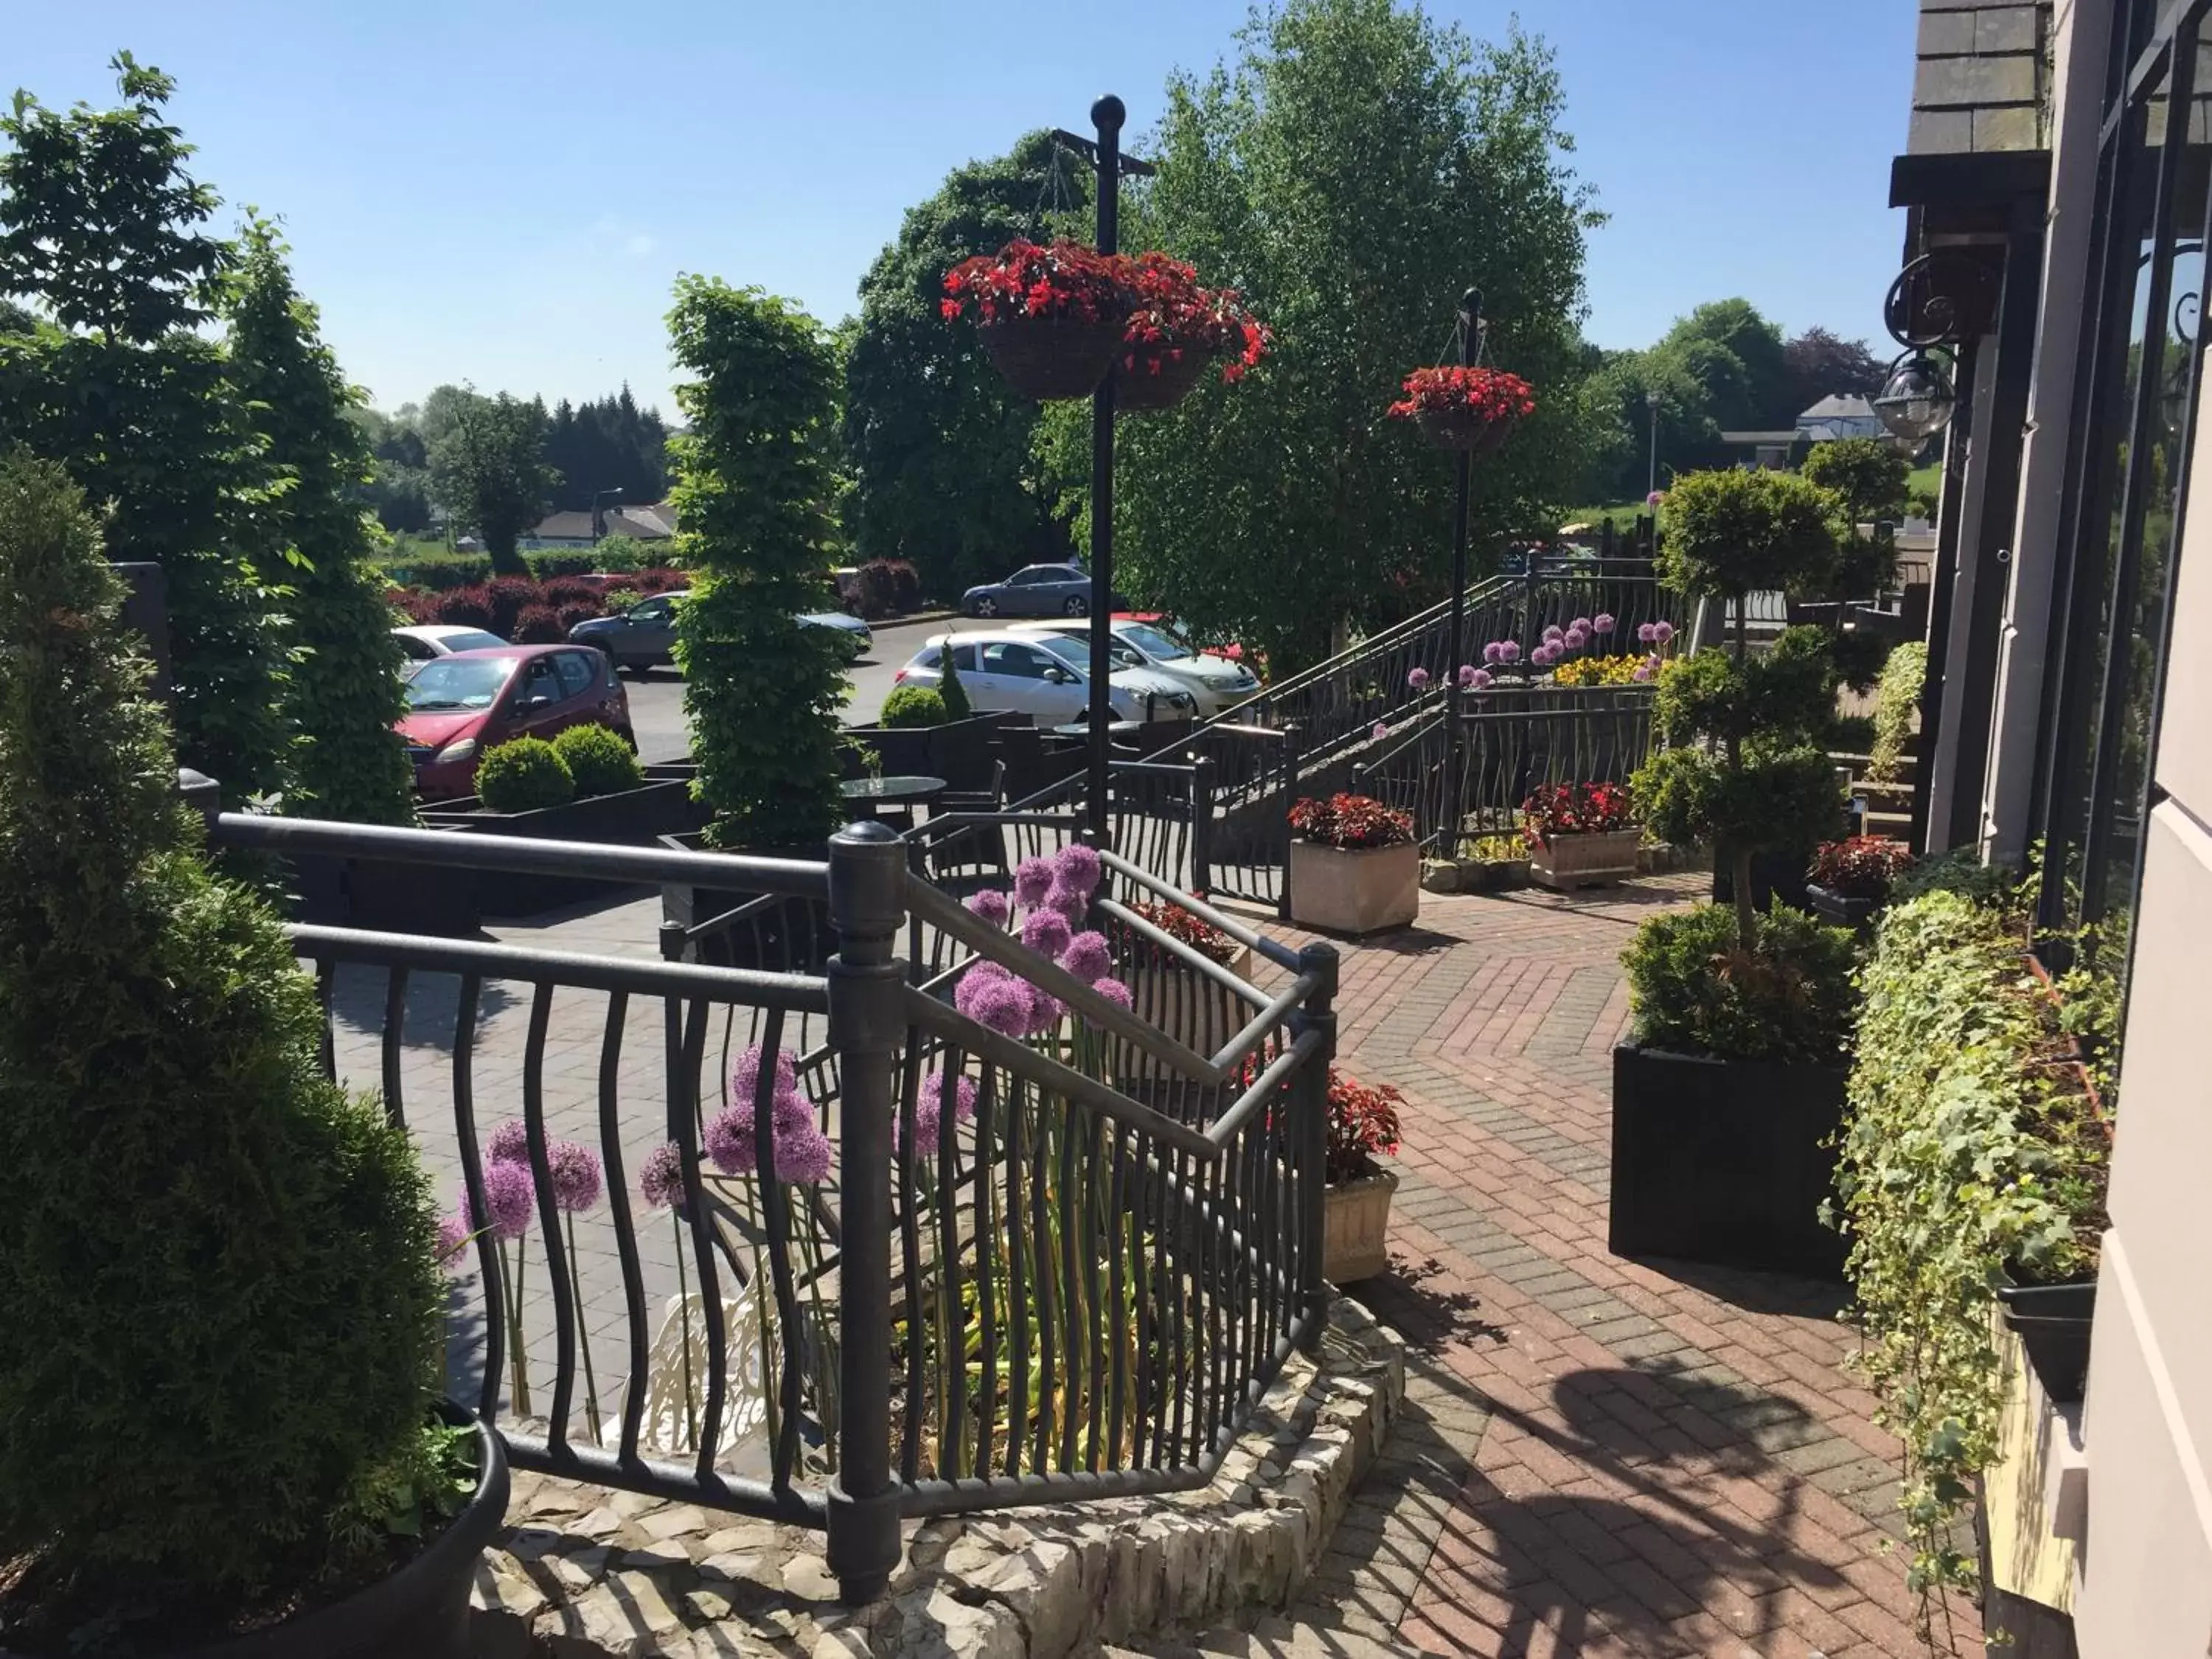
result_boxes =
[1352,686,1658,850]
[209,809,1332,1603]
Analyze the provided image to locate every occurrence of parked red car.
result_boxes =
[396,644,634,801]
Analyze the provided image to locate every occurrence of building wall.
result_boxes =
[1909,0,2051,154]
[2073,318,2212,1659]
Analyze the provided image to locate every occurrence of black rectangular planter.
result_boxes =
[1610,1043,1849,1281]
[844,713,1004,792]
[1806,881,1879,933]
[289,847,482,937]
[422,779,711,919]
[658,831,838,973]
[1997,1281,2096,1403]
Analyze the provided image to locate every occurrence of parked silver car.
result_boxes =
[894,630,1195,723]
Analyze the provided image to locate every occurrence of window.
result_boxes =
[908,646,942,670]
[2031,4,2212,983]
[949,643,978,672]
[396,633,434,661]
[523,659,563,704]
[404,655,517,711]
[631,597,672,623]
[554,652,597,699]
[983,641,1057,679]
[1008,568,1050,586]
[1121,623,1191,661]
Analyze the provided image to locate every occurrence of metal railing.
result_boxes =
[211,808,1332,1603]
[1352,685,1658,850]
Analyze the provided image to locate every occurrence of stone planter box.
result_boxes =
[1610,1043,1848,1280]
[1528,827,1641,890]
[1323,1165,1399,1283]
[421,777,710,919]
[1287,840,1419,935]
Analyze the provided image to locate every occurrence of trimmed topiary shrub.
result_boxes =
[0,451,445,1623]
[512,603,563,643]
[881,684,948,728]
[476,737,574,812]
[1622,900,1858,1065]
[552,723,644,797]
[936,642,973,720]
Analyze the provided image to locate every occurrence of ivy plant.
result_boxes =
[667,278,849,849]
[1832,889,2111,1644]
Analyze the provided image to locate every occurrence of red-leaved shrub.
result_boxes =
[512,605,563,644]
[432,586,497,630]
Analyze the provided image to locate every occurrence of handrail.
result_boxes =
[286,924,831,1009]
[1095,848,1302,972]
[1205,1025,1327,1147]
[212,811,829,897]
[1093,896,1267,1005]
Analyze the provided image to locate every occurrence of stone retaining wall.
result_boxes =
[471,1298,1404,1658]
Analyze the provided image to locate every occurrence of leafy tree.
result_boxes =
[543,385,669,511]
[0,449,441,1613]
[427,386,554,574]
[844,131,1085,598]
[225,218,416,824]
[1801,436,1907,658]
[667,278,849,848]
[1781,324,1888,417]
[1092,0,1601,669]
[1658,298,1790,428]
[0,55,289,801]
[350,406,434,533]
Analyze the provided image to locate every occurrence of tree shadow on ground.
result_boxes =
[1619,1254,1851,1321]
[327,962,518,1047]
[1358,1253,1512,1352]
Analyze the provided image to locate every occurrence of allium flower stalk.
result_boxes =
[1482,641,1504,664]
[479,1158,536,1239]
[1469,668,1494,690]
[903,1071,978,1152]
[964,888,1012,928]
[1497,640,1520,664]
[1570,617,1592,635]
[1371,720,1389,740]
[731,1043,798,1104]
[436,1212,474,1276]
[1012,855,1055,908]
[1650,619,1675,644]
[1563,627,1588,650]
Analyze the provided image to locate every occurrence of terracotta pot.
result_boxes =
[1287,839,1421,935]
[1528,827,1641,890]
[1323,1166,1399,1283]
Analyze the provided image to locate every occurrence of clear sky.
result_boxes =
[11,1,1919,418]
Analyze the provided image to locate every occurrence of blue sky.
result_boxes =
[12,1,1918,417]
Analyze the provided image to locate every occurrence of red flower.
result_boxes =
[1520,781,1635,848]
[1385,365,1537,424]
[939,299,960,320]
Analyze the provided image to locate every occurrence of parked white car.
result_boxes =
[893,630,1197,725]
[1014,617,1260,716]
[392,625,509,666]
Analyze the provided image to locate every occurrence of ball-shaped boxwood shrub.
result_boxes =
[1621,900,1858,1065]
[0,453,445,1610]
[552,723,644,798]
[476,736,575,812]
[880,685,948,728]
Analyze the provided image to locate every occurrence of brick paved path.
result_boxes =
[1258,875,1970,1659]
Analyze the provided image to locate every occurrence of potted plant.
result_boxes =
[1114,251,1270,412]
[941,238,1136,401]
[1521,781,1640,889]
[1287,793,1420,935]
[1386,364,1536,452]
[1805,835,1914,931]
[1615,467,1858,1278]
[1458,833,1531,892]
[1111,896,1254,1077]
[0,453,508,1658]
[1321,1068,1405,1284]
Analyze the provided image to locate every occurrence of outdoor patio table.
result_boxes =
[838,773,945,831]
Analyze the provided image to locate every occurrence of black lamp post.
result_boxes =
[590,487,622,546]
[1053,97,1155,844]
[1441,287,1483,863]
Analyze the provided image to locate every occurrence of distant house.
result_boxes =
[1795,394,1886,444]
[1719,429,1798,470]
[521,501,678,552]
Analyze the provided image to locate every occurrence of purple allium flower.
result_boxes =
[776,1126,835,1186]
[1650,619,1675,644]
[1483,641,1504,664]
[958,969,1035,1038]
[1542,625,1564,644]
[1021,908,1073,961]
[704,1105,757,1175]
[731,1043,799,1105]
[1061,929,1113,983]
[771,1086,816,1141]
[487,1119,531,1167]
[436,1212,474,1273]
[479,1158,536,1239]
[1085,976,1134,1028]
[1407,667,1430,692]
[1631,664,1653,682]
[1563,627,1588,650]
[1013,856,1055,908]
[905,1071,978,1151]
[1457,664,1478,689]
[1637,622,1656,644]
[1026,984,1068,1036]
[1046,882,1089,928]
[964,888,1012,928]
[1646,652,1663,670]
[1646,489,1664,507]
[1497,640,1520,664]
[1593,613,1616,636]
[1470,668,1494,690]
[1051,844,1103,901]
[1528,644,1552,667]
[548,1140,603,1213]
[1570,617,1592,636]
[640,1141,686,1209]
[1371,720,1389,740]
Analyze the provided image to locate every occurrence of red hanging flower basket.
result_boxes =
[1388,365,1537,453]
[1114,342,1216,411]
[943,239,1136,402]
[1113,251,1271,414]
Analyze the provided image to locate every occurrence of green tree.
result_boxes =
[225,218,416,824]
[0,449,441,1609]
[1781,325,1887,417]
[1088,0,1601,669]
[427,386,554,574]
[350,406,434,533]
[844,131,1085,598]
[0,55,289,801]
[667,278,849,847]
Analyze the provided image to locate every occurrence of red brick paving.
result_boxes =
[1262,875,1974,1658]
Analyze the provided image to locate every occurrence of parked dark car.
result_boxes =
[568,593,872,672]
[960,563,1128,619]
[396,644,634,800]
